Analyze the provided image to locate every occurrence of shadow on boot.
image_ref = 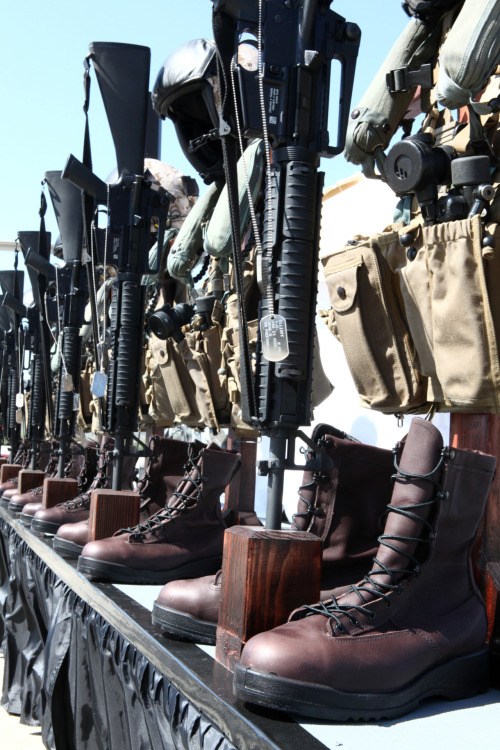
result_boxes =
[233,418,496,721]
[152,424,395,644]
[77,442,241,584]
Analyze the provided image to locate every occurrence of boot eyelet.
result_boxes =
[385,601,392,609]
[369,611,376,620]
[352,618,360,627]
[336,622,345,633]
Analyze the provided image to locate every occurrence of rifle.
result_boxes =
[0,268,25,462]
[8,231,54,470]
[211,0,360,527]
[24,172,87,476]
[62,42,170,489]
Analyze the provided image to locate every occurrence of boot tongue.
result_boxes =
[338,419,444,608]
[158,442,217,516]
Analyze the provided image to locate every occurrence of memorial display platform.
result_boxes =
[1,506,499,750]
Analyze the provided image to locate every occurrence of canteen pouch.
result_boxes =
[321,232,427,413]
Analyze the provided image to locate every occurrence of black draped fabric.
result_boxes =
[0,519,235,750]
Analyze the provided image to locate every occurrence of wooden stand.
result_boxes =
[88,489,140,541]
[450,413,500,676]
[215,526,322,671]
[486,562,500,688]
[0,464,22,483]
[18,469,46,495]
[449,414,500,573]
[223,431,261,527]
[0,457,8,467]
[42,478,79,509]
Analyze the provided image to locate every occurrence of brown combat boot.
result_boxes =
[0,439,30,502]
[8,439,60,514]
[31,437,118,535]
[77,442,241,584]
[152,424,395,644]
[0,440,50,506]
[233,418,496,721]
[52,436,202,558]
[19,441,99,524]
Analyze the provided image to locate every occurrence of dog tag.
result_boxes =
[16,409,23,424]
[62,373,74,391]
[15,393,24,408]
[91,370,108,397]
[73,393,80,411]
[260,314,289,362]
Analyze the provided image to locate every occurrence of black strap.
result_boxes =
[386,63,433,94]
[81,54,102,372]
[212,7,258,425]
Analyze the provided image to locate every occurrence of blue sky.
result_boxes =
[1,0,409,261]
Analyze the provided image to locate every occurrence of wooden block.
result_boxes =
[0,464,22,483]
[0,457,8,467]
[215,526,322,671]
[18,469,46,495]
[88,489,140,541]
[223,431,257,516]
[42,477,79,509]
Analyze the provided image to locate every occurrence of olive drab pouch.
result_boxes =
[321,229,428,414]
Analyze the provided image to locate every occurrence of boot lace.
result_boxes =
[299,447,448,631]
[124,443,204,540]
[291,444,328,530]
[59,442,114,509]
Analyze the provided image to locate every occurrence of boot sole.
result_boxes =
[8,503,25,515]
[19,513,36,527]
[151,603,217,645]
[53,537,84,559]
[77,555,222,585]
[0,497,13,509]
[233,649,490,721]
[31,519,62,535]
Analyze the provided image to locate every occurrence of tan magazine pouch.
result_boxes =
[321,230,427,414]
[384,216,500,411]
[145,334,202,427]
[182,300,230,431]
[322,215,500,414]
[77,358,93,431]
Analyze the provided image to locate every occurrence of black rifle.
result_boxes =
[62,42,170,489]
[10,231,54,470]
[212,0,360,527]
[0,269,25,461]
[25,172,87,476]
